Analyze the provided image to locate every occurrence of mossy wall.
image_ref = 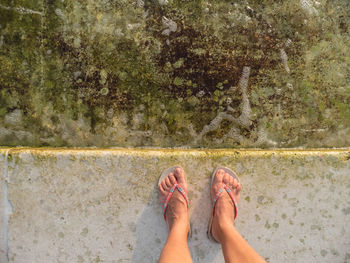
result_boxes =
[0,0,349,147]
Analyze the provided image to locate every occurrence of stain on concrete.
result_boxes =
[321,249,328,257]
[342,207,350,215]
[80,228,88,237]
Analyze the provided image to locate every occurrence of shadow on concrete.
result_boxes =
[131,183,165,262]
[188,180,221,263]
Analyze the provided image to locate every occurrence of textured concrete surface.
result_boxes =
[1,1,350,147]
[0,148,349,262]
[0,149,6,261]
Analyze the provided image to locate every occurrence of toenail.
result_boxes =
[217,169,224,174]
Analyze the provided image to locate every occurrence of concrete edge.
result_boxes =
[0,147,349,156]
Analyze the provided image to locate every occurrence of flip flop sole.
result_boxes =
[158,166,191,237]
[207,167,240,242]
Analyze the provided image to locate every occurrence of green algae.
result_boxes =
[0,0,349,147]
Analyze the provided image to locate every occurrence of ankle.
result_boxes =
[214,208,235,227]
[169,217,189,234]
[213,219,235,243]
[168,213,188,229]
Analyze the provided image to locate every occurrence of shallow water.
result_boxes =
[0,0,349,147]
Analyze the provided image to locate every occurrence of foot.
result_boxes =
[210,168,242,243]
[158,167,189,231]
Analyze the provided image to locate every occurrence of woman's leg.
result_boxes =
[158,167,193,263]
[210,169,266,263]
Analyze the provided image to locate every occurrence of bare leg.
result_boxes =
[210,169,266,263]
[158,168,193,263]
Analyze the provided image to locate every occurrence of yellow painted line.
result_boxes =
[0,147,349,157]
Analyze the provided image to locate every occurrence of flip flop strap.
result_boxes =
[162,183,189,221]
[212,183,237,220]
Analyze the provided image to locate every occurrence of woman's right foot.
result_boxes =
[158,167,189,231]
[210,169,242,243]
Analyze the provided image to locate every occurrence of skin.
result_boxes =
[158,167,266,263]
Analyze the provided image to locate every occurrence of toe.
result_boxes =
[161,180,169,191]
[229,175,234,186]
[223,172,231,185]
[165,176,172,188]
[213,169,224,184]
[236,183,242,192]
[174,167,186,184]
[217,168,225,176]
[232,178,238,189]
[169,172,178,185]
[159,183,167,195]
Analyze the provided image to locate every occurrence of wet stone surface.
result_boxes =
[0,0,350,147]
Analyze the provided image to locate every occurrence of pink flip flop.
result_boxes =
[158,166,191,237]
[207,167,240,242]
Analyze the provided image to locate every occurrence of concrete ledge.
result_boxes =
[0,152,6,262]
[1,148,350,263]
